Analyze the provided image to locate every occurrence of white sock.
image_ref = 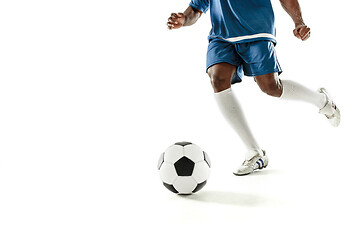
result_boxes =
[214,88,262,159]
[280,80,327,109]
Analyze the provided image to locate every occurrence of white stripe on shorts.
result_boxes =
[222,33,276,43]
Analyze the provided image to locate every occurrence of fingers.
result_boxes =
[168,15,178,24]
[168,13,179,29]
[167,18,175,29]
[298,27,310,40]
[293,29,302,39]
[167,13,184,30]
[301,30,310,41]
[171,13,178,19]
[293,25,311,41]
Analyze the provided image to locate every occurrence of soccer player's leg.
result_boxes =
[254,73,340,127]
[254,72,283,97]
[207,62,234,93]
[243,40,340,127]
[278,79,340,127]
[207,63,267,175]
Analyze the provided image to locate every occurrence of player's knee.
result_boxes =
[208,72,231,92]
[260,81,282,97]
[256,76,282,97]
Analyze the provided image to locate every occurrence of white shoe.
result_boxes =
[233,150,269,176]
[318,88,340,127]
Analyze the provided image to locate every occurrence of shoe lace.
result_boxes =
[242,158,254,167]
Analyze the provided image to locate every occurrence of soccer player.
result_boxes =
[166,0,340,175]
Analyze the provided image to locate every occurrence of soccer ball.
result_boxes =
[158,141,211,194]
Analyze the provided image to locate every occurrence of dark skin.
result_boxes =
[167,0,311,96]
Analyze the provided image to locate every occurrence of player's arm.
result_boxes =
[167,6,203,30]
[279,0,311,41]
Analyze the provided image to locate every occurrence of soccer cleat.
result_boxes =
[233,150,269,176]
[318,88,340,127]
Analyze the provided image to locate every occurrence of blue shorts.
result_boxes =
[206,39,282,84]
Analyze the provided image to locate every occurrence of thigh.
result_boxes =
[206,39,242,74]
[207,39,243,84]
[236,40,282,77]
[207,62,237,92]
[207,62,237,80]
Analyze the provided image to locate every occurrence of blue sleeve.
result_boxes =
[189,0,209,14]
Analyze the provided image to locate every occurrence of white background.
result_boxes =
[1,0,359,239]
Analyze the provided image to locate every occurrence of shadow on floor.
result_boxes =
[180,190,283,207]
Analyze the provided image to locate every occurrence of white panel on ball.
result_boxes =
[159,162,178,184]
[183,144,204,163]
[164,145,184,164]
[192,161,210,183]
[173,176,198,194]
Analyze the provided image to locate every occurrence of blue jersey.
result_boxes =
[189,0,276,44]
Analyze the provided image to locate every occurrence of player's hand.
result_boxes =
[293,24,311,41]
[167,13,185,30]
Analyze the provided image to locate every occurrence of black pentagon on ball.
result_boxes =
[158,152,165,170]
[203,151,211,168]
[163,182,178,193]
[174,141,192,147]
[192,181,207,193]
[174,156,195,176]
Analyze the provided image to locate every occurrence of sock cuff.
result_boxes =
[214,87,232,96]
